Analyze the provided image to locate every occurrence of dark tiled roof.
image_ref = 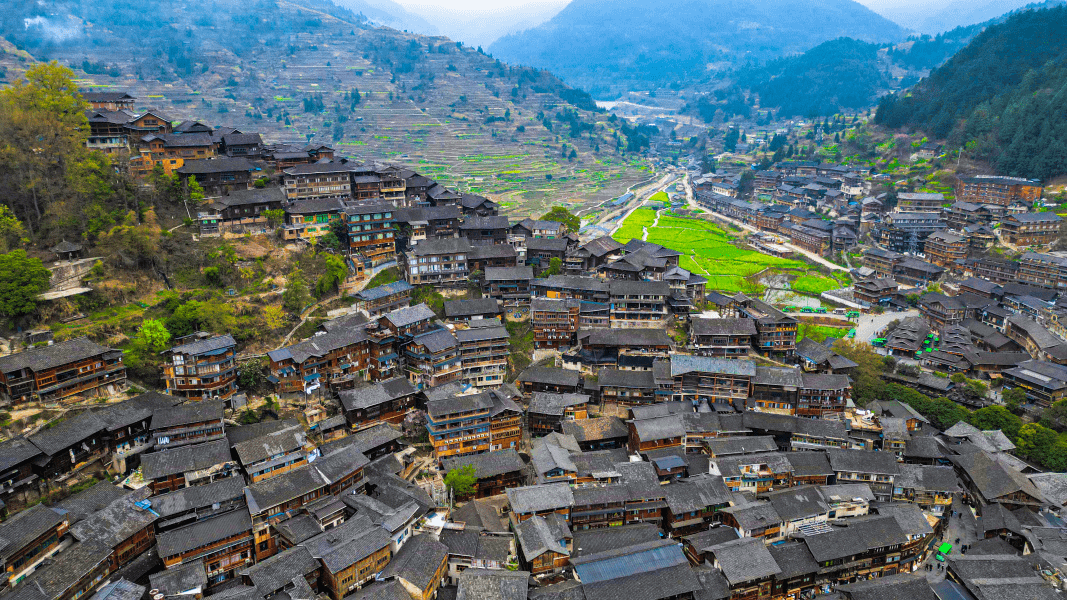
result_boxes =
[0,436,42,472]
[444,298,502,318]
[149,559,207,596]
[156,508,252,559]
[442,449,525,479]
[239,546,318,594]
[150,475,248,520]
[0,337,117,375]
[234,423,306,466]
[0,505,67,563]
[51,482,127,523]
[29,411,107,456]
[506,483,574,514]
[69,488,157,548]
[339,377,418,412]
[456,569,530,600]
[380,534,448,589]
[561,417,628,442]
[581,563,702,600]
[518,366,581,387]
[152,400,224,430]
[141,439,233,480]
[528,393,589,416]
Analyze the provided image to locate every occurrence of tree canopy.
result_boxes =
[444,464,477,499]
[0,250,51,319]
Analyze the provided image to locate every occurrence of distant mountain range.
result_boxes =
[395,0,571,49]
[488,0,907,98]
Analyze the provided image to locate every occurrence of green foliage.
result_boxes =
[0,205,26,252]
[315,255,348,296]
[238,359,265,391]
[263,209,286,228]
[365,267,400,289]
[166,299,236,337]
[791,274,841,296]
[444,464,477,498]
[411,285,445,317]
[283,268,312,313]
[876,6,1067,179]
[135,318,172,354]
[540,206,581,233]
[0,250,51,318]
[798,322,847,343]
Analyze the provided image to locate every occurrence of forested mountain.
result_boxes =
[487,0,906,99]
[875,5,1067,180]
[0,0,649,215]
[686,26,982,120]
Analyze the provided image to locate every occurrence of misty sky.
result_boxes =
[400,0,926,9]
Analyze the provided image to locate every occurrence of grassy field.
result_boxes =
[791,274,844,296]
[798,322,852,343]
[614,208,810,294]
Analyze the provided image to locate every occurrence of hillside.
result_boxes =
[698,26,984,119]
[487,0,906,99]
[875,5,1067,180]
[0,0,650,216]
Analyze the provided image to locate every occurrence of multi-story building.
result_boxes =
[531,297,581,349]
[267,326,377,394]
[160,333,238,403]
[1001,212,1063,247]
[244,444,368,560]
[0,337,126,404]
[345,203,397,267]
[853,277,899,306]
[669,354,755,404]
[339,377,418,430]
[796,373,851,417]
[608,280,669,328]
[176,158,255,198]
[1017,252,1067,290]
[750,366,802,414]
[896,192,944,212]
[528,393,589,435]
[425,392,494,461]
[1002,360,1067,407]
[488,388,523,451]
[157,509,254,587]
[455,319,509,388]
[923,230,968,267]
[826,449,899,501]
[689,318,756,357]
[738,297,797,359]
[970,256,1019,284]
[459,216,510,246]
[878,212,948,253]
[280,162,354,201]
[403,237,471,288]
[0,505,70,586]
[281,197,347,242]
[483,266,534,307]
[405,329,463,388]
[862,247,902,278]
[956,175,1042,206]
[355,281,413,317]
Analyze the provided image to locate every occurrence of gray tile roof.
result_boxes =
[705,435,777,456]
[51,482,127,523]
[485,266,534,281]
[518,366,581,387]
[156,508,252,559]
[0,505,67,563]
[427,391,495,419]
[760,485,828,522]
[444,298,503,318]
[69,487,157,548]
[720,502,781,531]
[528,393,589,416]
[691,318,757,336]
[560,417,628,442]
[664,475,733,514]
[28,411,106,456]
[0,436,42,472]
[234,423,306,466]
[140,439,234,480]
[0,337,117,373]
[239,546,319,594]
[581,563,702,600]
[708,537,781,585]
[632,414,685,442]
[506,483,574,514]
[303,516,392,573]
[344,581,410,600]
[457,569,529,600]
[671,354,756,377]
[166,334,236,357]
[385,303,437,328]
[448,499,507,533]
[151,400,224,430]
[149,559,207,596]
[339,377,418,412]
[826,449,901,475]
[442,449,526,479]
[572,523,663,558]
[516,514,570,561]
[381,534,449,590]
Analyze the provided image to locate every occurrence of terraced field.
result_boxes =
[613,208,818,295]
[55,0,650,217]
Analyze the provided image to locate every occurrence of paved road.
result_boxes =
[855,309,919,342]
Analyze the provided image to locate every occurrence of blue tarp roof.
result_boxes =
[573,542,688,584]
